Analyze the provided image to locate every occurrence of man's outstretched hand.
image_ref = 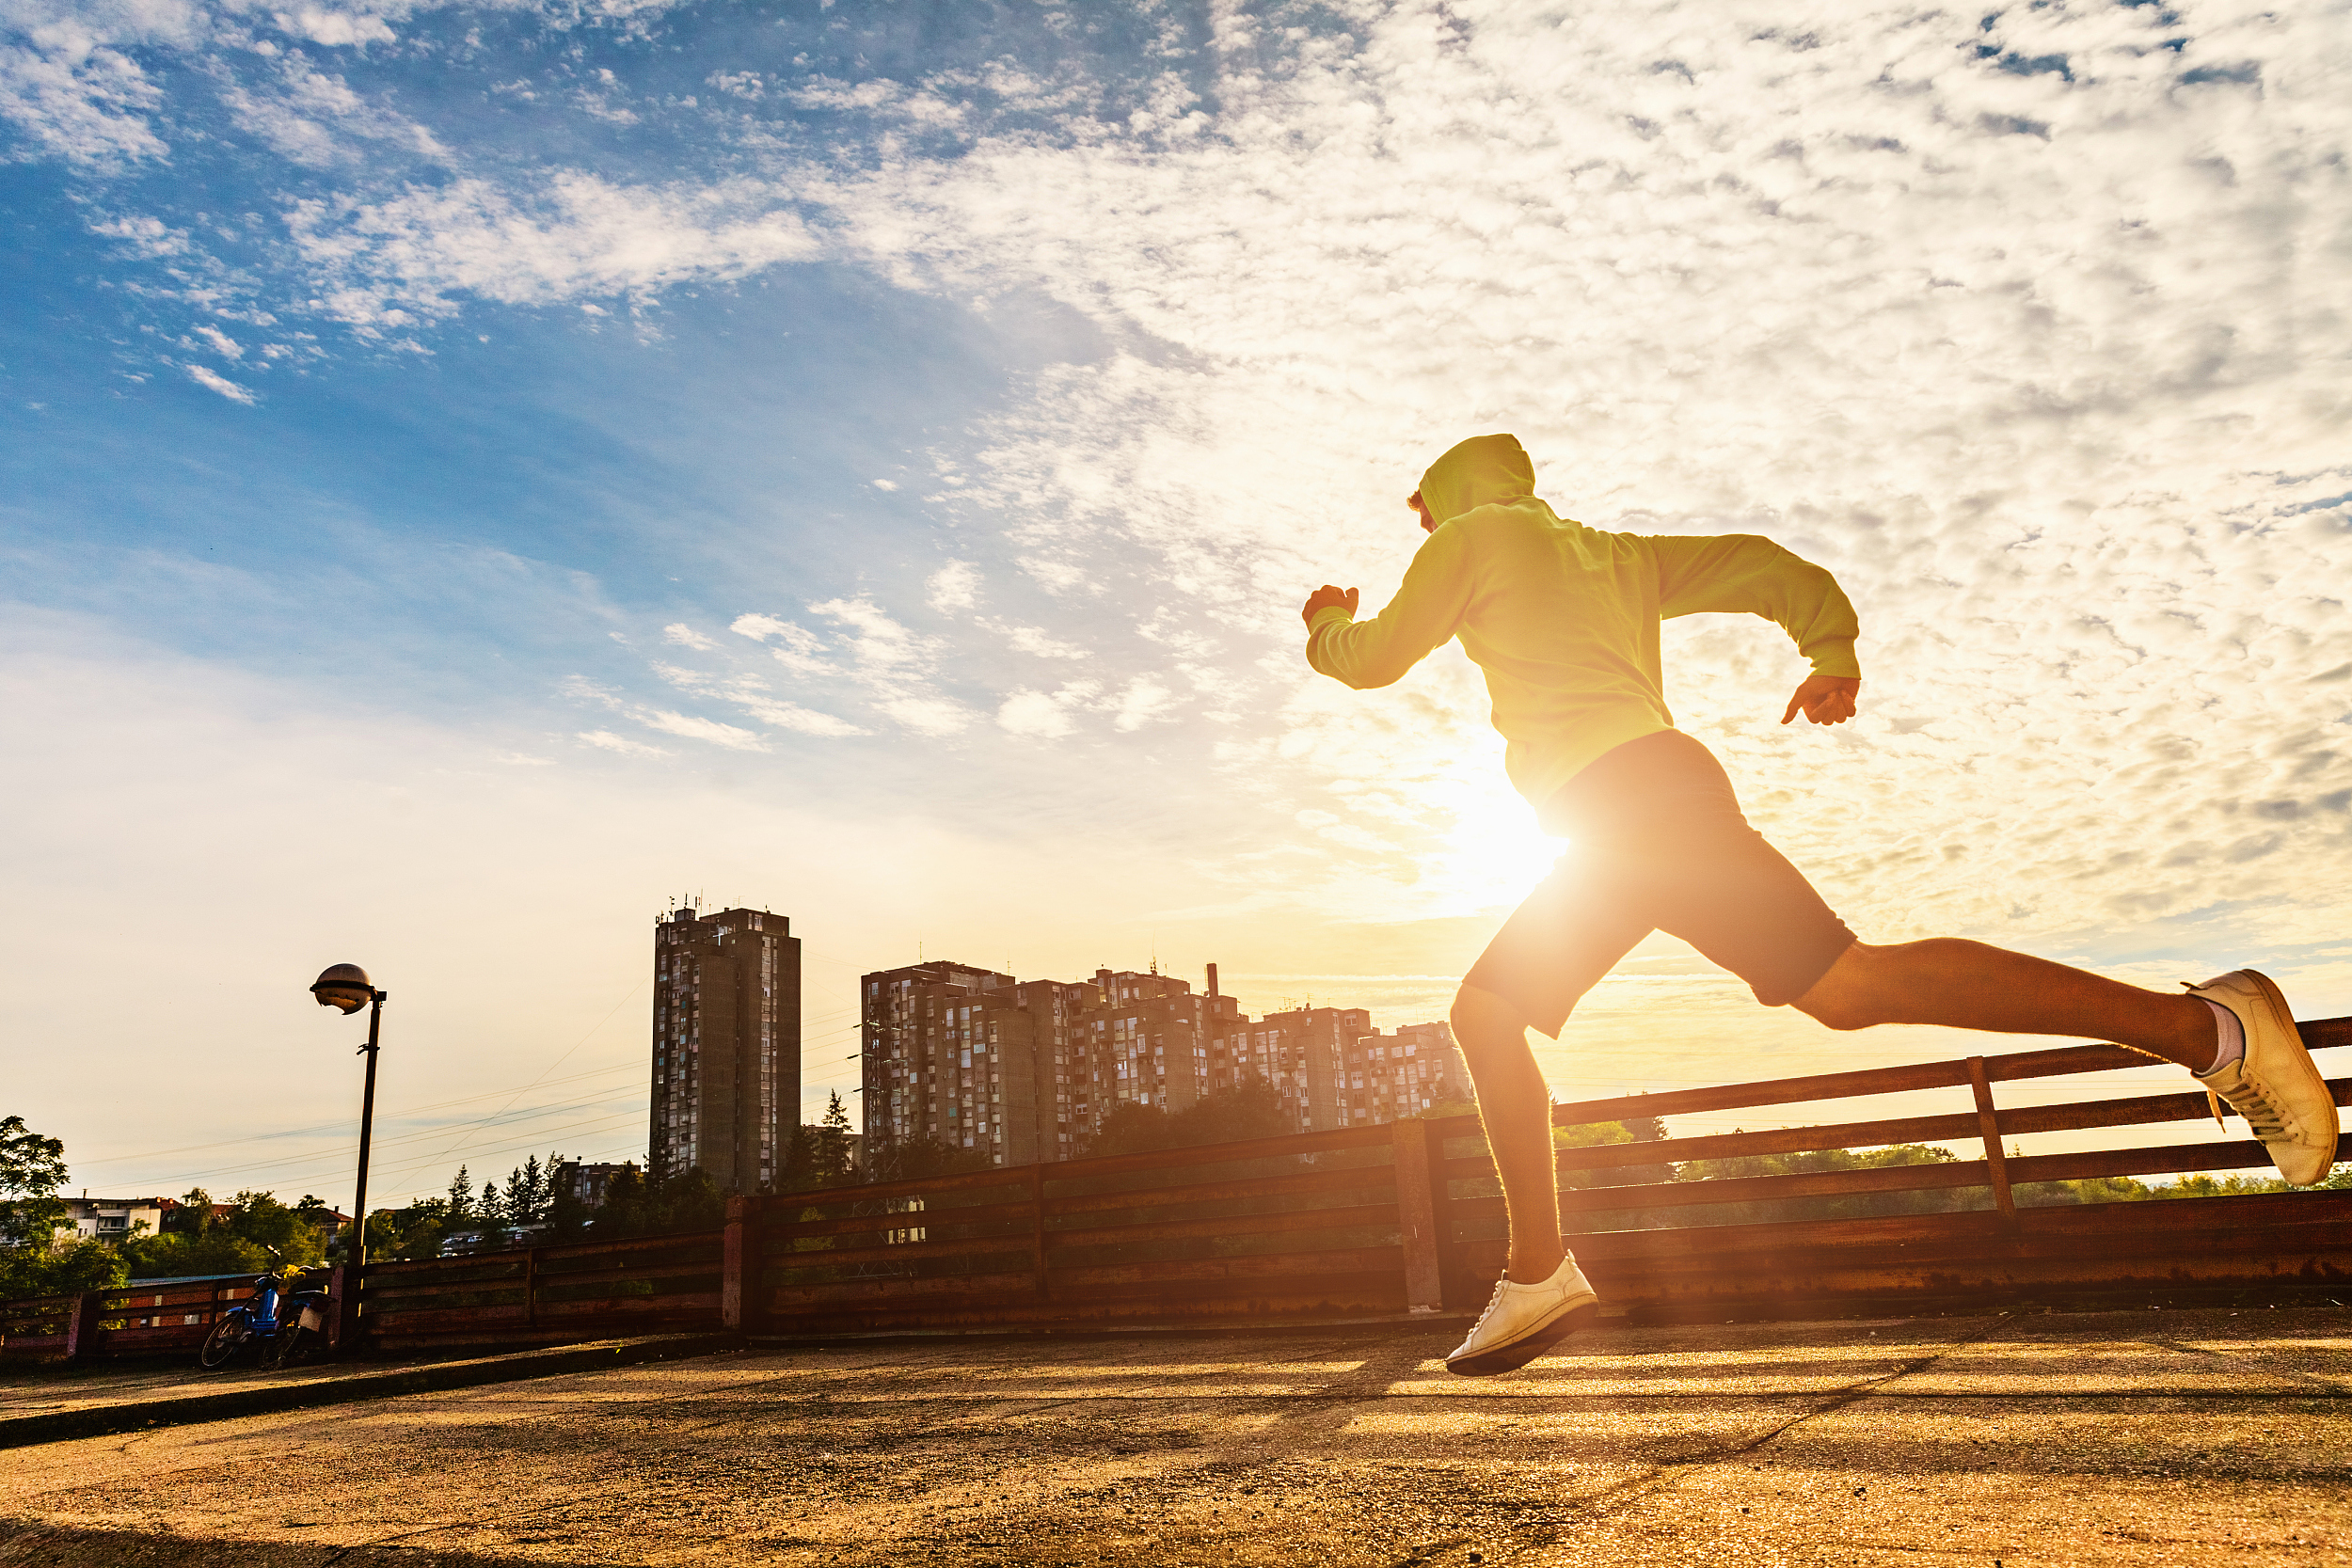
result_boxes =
[1781,673,1861,726]
[1301,585,1359,629]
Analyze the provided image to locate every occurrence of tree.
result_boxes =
[590,1166,723,1239]
[162,1186,214,1235]
[0,1117,129,1299]
[445,1165,473,1223]
[777,1124,818,1191]
[548,1182,590,1243]
[501,1153,555,1225]
[866,1135,989,1184]
[0,1115,69,1252]
[120,1189,325,1279]
[363,1197,451,1262]
[816,1091,855,1184]
[1081,1081,1291,1159]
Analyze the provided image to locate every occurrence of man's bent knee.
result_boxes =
[1451,983,1532,1049]
[1790,942,1883,1032]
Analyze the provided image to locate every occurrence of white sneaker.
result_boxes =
[2189,969,2339,1187]
[1444,1255,1600,1377]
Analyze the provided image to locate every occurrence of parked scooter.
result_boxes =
[198,1247,333,1370]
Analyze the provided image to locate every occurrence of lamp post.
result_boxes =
[310,964,386,1270]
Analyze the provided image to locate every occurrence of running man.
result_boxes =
[1301,433,2340,1377]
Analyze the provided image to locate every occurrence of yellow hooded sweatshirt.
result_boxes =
[1306,434,1861,832]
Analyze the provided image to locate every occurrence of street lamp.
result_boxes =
[310,964,386,1270]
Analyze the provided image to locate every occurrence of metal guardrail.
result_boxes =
[734,1021,2352,1334]
[8,1019,2347,1358]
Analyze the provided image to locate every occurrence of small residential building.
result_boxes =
[554,1160,637,1210]
[53,1196,167,1243]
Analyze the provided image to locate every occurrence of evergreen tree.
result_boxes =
[778,1124,818,1191]
[479,1179,504,1226]
[445,1165,472,1222]
[816,1090,854,1183]
[516,1154,548,1223]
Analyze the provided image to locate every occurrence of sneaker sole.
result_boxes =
[2239,968,2340,1183]
[1444,1298,1599,1377]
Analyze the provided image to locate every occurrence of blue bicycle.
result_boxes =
[198,1248,332,1370]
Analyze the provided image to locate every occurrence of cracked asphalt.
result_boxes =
[2,1307,2347,1567]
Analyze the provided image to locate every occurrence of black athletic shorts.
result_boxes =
[1462,728,1856,1036]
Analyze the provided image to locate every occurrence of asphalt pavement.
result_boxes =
[2,1308,2346,1566]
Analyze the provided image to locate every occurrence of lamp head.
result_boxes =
[310,963,375,1014]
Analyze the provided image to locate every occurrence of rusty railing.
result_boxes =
[8,1018,2346,1358]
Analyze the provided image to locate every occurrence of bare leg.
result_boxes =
[1792,939,2215,1069]
[1451,983,1565,1285]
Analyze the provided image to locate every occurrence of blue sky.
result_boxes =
[6,0,2348,1209]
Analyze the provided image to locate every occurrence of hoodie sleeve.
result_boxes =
[1305,523,1476,689]
[1647,533,1862,679]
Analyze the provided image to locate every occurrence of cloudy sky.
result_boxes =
[6,0,2346,1210]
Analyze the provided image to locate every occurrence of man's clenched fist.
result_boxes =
[1301,585,1359,629]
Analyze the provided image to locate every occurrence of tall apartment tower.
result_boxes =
[649,906,800,1192]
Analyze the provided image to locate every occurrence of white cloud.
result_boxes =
[661,623,718,650]
[996,688,1073,738]
[1111,675,1174,732]
[985,619,1085,659]
[637,707,765,752]
[565,673,767,753]
[88,215,187,258]
[736,698,866,737]
[272,8,396,48]
[997,679,1104,739]
[576,728,668,758]
[729,612,819,651]
[194,324,244,359]
[870,478,898,491]
[647,660,866,739]
[285,172,818,329]
[185,364,256,403]
[875,695,973,736]
[0,38,168,166]
[809,595,925,672]
[926,560,979,612]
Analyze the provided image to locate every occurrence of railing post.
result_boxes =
[722,1196,756,1336]
[1966,1055,2018,1224]
[523,1247,538,1333]
[62,1291,103,1362]
[1392,1118,1446,1314]
[327,1264,362,1354]
[1029,1164,1050,1302]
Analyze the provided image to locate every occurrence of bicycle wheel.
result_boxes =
[198,1313,249,1370]
[262,1323,314,1370]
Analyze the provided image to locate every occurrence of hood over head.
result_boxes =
[1417,434,1534,527]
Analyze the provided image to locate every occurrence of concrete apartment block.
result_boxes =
[859,955,1465,1164]
[649,906,801,1193]
[862,961,1023,1164]
[1072,967,1247,1136]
